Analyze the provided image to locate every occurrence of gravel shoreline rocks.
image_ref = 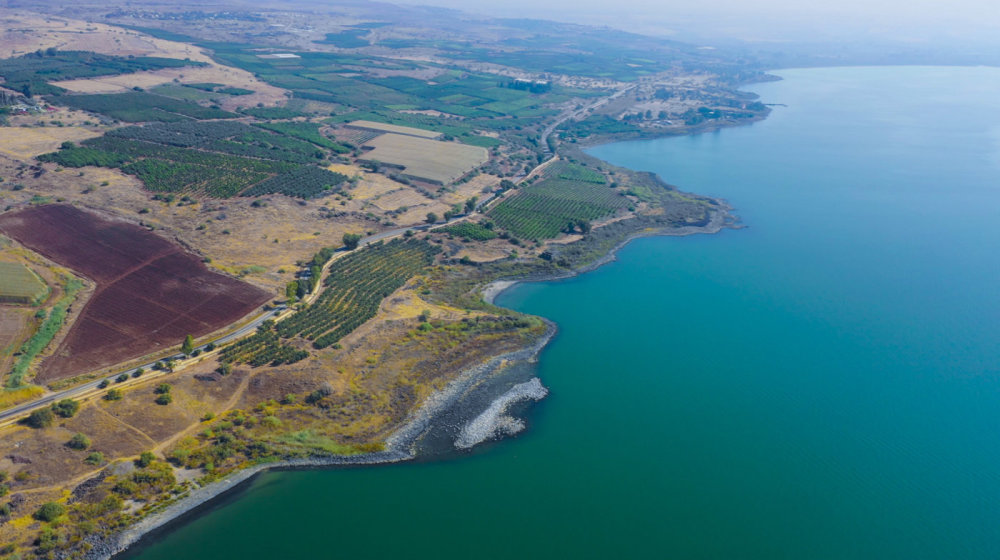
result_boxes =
[455,377,549,449]
[91,321,556,560]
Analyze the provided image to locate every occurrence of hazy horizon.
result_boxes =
[395,0,1000,48]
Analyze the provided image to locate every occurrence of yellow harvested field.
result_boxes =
[347,120,442,139]
[326,163,364,178]
[0,126,100,160]
[345,172,415,201]
[361,134,489,185]
[368,188,434,212]
[439,174,500,206]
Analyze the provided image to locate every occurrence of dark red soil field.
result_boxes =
[0,204,270,382]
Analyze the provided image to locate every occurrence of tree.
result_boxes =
[104,389,123,401]
[85,452,104,465]
[51,399,79,418]
[155,383,171,394]
[25,408,54,429]
[464,196,478,213]
[135,451,155,468]
[67,433,91,450]
[115,373,129,383]
[33,502,64,523]
[342,232,362,250]
[576,219,591,234]
[285,280,298,302]
[155,393,173,405]
[181,334,195,356]
[425,212,438,224]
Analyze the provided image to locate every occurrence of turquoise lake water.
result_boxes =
[123,66,1000,559]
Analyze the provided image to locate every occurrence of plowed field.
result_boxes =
[0,205,270,382]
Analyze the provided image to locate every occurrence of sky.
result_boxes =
[395,0,1000,46]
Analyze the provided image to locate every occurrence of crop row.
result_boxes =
[51,91,238,122]
[488,178,630,240]
[221,239,438,367]
[551,162,607,184]
[276,238,440,349]
[39,128,345,198]
[218,325,308,367]
[437,222,498,241]
[241,166,347,199]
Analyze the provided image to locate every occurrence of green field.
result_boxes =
[488,177,631,240]
[437,222,498,241]
[38,121,346,198]
[50,91,238,122]
[0,263,47,304]
[221,238,440,366]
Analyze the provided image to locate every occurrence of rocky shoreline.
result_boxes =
[89,320,557,560]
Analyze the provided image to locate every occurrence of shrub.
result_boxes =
[155,393,173,405]
[85,452,104,465]
[25,408,54,428]
[67,433,91,450]
[97,379,110,389]
[51,398,79,418]
[132,367,145,378]
[115,373,129,383]
[135,451,155,468]
[154,383,171,394]
[104,388,123,401]
[33,502,65,522]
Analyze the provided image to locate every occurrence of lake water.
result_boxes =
[122,67,1000,559]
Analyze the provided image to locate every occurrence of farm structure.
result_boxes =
[345,120,443,139]
[0,262,47,304]
[0,205,270,382]
[359,133,488,185]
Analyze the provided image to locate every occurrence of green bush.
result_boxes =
[51,398,79,418]
[84,452,104,465]
[25,408,54,429]
[135,451,155,468]
[67,433,91,450]
[104,388,123,401]
[155,393,173,405]
[33,502,65,522]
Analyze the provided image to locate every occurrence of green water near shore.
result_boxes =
[123,67,1000,559]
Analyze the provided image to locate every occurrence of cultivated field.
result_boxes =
[347,120,442,139]
[361,133,488,184]
[0,262,46,304]
[0,205,270,382]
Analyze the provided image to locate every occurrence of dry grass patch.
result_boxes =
[361,134,489,185]
[0,127,100,161]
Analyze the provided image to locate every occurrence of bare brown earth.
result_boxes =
[0,205,271,382]
[0,154,384,292]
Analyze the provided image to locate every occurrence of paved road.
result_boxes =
[0,306,285,425]
[539,84,636,154]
